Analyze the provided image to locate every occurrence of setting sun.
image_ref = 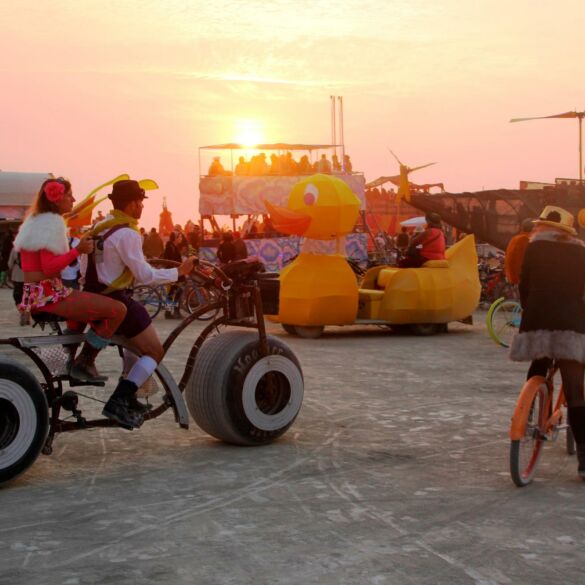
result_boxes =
[235,118,264,147]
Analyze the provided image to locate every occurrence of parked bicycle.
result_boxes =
[132,259,220,321]
[132,280,218,321]
[509,362,575,487]
[486,297,522,348]
[0,258,302,486]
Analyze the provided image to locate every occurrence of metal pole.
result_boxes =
[338,96,345,170]
[331,96,336,156]
[579,113,583,183]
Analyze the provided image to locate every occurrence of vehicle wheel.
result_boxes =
[510,381,546,487]
[184,286,220,321]
[293,326,324,339]
[132,285,162,320]
[0,359,49,486]
[566,425,576,455]
[282,324,297,335]
[186,331,304,445]
[389,324,411,334]
[411,323,438,336]
[487,298,522,348]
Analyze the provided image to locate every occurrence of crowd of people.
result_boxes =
[208,152,353,177]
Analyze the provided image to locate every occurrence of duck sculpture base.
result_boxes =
[275,235,480,338]
[278,253,358,326]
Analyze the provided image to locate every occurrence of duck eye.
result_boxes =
[303,183,318,206]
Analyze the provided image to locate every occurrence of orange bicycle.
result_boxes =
[509,363,576,487]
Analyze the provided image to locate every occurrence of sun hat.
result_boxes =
[533,205,576,235]
[108,180,147,206]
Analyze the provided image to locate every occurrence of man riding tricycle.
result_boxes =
[0,178,303,486]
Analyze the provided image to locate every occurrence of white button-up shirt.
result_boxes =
[80,220,178,287]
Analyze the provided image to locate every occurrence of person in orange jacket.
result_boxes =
[504,218,533,284]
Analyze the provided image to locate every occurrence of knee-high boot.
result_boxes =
[102,379,144,429]
[568,406,585,479]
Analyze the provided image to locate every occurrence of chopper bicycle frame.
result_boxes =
[0,258,303,486]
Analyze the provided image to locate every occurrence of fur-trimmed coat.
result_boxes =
[13,212,70,255]
[510,230,585,363]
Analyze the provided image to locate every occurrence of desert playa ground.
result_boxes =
[0,288,583,585]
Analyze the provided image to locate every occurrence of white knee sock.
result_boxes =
[126,356,158,388]
[122,348,139,377]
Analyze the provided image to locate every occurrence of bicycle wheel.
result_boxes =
[184,286,219,321]
[487,298,522,348]
[132,285,162,319]
[510,379,547,487]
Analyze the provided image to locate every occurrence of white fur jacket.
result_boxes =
[13,213,70,255]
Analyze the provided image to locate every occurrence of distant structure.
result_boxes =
[0,171,52,220]
[408,182,585,250]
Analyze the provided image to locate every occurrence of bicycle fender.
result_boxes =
[509,376,547,440]
[156,363,190,429]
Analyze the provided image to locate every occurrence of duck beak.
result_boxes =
[264,200,311,236]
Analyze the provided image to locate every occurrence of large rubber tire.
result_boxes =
[186,331,304,445]
[132,285,162,320]
[510,382,546,487]
[0,359,49,486]
[282,324,297,335]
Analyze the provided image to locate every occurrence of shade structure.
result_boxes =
[400,216,427,228]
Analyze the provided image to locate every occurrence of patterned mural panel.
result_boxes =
[200,233,368,272]
[199,174,366,216]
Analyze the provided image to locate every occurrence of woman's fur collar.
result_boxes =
[530,230,585,247]
[14,212,70,255]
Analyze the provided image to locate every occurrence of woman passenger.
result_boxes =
[13,177,127,382]
[399,212,445,268]
[510,206,585,479]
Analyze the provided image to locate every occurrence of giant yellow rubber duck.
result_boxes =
[357,234,480,327]
[264,174,361,332]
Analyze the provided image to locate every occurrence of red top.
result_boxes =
[421,228,446,260]
[20,248,79,278]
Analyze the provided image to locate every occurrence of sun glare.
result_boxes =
[235,118,264,148]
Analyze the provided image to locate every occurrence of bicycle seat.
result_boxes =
[221,258,265,281]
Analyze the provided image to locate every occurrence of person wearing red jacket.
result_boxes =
[13,177,127,382]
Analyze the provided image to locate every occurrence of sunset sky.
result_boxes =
[1,1,584,228]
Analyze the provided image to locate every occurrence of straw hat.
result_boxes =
[533,205,576,235]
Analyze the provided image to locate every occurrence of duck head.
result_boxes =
[264,174,361,240]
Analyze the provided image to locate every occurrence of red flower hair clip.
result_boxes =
[44,181,66,202]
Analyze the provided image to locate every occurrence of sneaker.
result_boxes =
[102,395,144,429]
[70,360,108,383]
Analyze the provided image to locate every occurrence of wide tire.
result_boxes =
[510,382,546,487]
[0,359,49,486]
[186,331,304,445]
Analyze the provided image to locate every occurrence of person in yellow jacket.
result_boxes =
[504,219,533,284]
